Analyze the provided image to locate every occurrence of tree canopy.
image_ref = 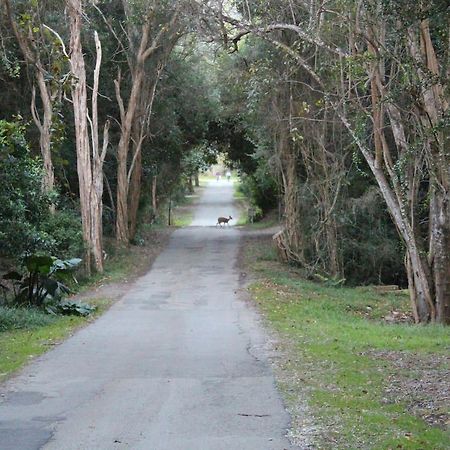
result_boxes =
[1,0,448,323]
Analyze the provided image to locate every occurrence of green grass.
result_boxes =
[172,209,194,227]
[74,245,146,289]
[232,181,251,225]
[0,306,55,332]
[244,237,450,449]
[0,298,111,381]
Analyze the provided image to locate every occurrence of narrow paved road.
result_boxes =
[0,180,294,450]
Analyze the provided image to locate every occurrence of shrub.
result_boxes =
[0,120,83,260]
[238,169,277,212]
[40,209,84,259]
[0,306,55,332]
[2,254,82,307]
[0,120,53,257]
[340,188,406,286]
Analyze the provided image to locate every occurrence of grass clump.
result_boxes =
[0,306,55,332]
[243,236,450,449]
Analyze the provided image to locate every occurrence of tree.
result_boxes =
[67,0,109,274]
[3,0,67,197]
[207,0,449,323]
[113,0,184,244]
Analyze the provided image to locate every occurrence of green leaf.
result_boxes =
[25,255,54,275]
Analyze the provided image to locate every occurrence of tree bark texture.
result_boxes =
[68,1,108,274]
[68,0,93,273]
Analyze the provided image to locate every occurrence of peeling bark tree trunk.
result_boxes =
[431,191,450,324]
[278,129,304,263]
[68,0,92,273]
[68,0,108,274]
[115,64,144,244]
[32,73,55,196]
[89,32,109,272]
[127,74,160,242]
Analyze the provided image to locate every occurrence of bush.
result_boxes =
[340,188,406,286]
[2,254,82,307]
[0,120,53,257]
[238,169,277,212]
[40,209,84,259]
[0,306,55,332]
[0,120,83,260]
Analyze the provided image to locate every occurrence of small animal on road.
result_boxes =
[216,215,232,227]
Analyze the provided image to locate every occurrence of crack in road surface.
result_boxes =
[0,180,297,450]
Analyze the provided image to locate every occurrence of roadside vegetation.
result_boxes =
[0,1,449,443]
[242,232,450,449]
[0,223,174,381]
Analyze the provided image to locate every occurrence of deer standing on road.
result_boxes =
[216,216,232,227]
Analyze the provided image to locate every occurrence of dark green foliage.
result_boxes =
[340,188,406,286]
[0,120,52,257]
[2,254,82,307]
[181,144,218,178]
[0,120,83,259]
[51,299,96,317]
[40,209,84,259]
[238,171,277,213]
[0,306,55,332]
[208,119,259,174]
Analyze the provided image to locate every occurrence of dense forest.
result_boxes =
[0,0,449,324]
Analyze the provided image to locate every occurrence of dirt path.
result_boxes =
[0,180,295,450]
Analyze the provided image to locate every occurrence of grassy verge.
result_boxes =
[242,233,450,449]
[0,298,110,382]
[171,192,199,227]
[233,181,251,225]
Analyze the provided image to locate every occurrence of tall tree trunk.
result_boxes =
[128,146,142,242]
[115,65,145,245]
[430,189,450,324]
[340,112,435,322]
[280,138,304,263]
[68,2,108,274]
[114,8,180,245]
[89,32,109,273]
[32,72,55,196]
[68,0,93,274]
[127,74,160,241]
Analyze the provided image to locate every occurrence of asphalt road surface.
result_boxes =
[0,180,295,450]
